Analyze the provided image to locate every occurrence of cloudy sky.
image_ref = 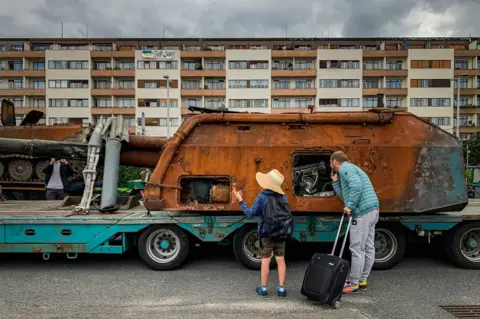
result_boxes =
[0,0,478,38]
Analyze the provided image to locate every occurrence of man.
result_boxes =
[43,158,74,200]
[330,151,379,294]
[233,169,290,298]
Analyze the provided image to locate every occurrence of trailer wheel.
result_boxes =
[373,224,406,270]
[445,222,480,269]
[138,225,190,270]
[233,226,275,270]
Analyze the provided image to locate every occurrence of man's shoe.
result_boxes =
[256,286,268,297]
[359,280,368,290]
[343,284,360,294]
[277,286,286,298]
[344,280,351,288]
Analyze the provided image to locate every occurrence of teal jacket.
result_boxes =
[332,162,379,218]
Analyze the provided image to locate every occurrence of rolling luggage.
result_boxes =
[300,213,353,309]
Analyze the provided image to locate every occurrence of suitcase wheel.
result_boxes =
[333,299,341,309]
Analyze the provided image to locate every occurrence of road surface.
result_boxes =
[0,241,478,319]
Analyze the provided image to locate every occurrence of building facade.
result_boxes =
[1,37,480,138]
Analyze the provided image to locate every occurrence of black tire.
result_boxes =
[138,225,190,270]
[233,226,275,270]
[373,224,406,270]
[444,221,480,269]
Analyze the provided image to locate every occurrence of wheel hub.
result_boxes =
[468,238,478,250]
[159,239,171,250]
[459,228,480,262]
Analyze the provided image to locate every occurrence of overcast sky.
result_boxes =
[0,0,478,38]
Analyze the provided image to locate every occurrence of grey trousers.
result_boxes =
[347,209,379,284]
[46,188,65,200]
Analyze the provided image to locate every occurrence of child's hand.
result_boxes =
[232,185,243,202]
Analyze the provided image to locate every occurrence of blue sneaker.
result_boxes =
[277,286,287,298]
[255,286,268,297]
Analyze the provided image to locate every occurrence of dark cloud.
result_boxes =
[0,0,477,38]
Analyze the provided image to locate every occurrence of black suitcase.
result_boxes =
[301,213,352,309]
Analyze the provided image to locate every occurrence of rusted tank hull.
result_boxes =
[142,111,468,214]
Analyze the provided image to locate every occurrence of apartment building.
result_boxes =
[1,37,480,138]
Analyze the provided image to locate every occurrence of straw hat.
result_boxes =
[255,169,285,195]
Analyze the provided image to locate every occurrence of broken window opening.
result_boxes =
[179,177,231,205]
[293,153,335,197]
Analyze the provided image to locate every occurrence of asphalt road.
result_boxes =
[0,241,478,319]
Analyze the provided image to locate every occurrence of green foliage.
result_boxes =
[118,166,145,188]
[463,133,480,166]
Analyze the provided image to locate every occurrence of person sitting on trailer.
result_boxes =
[330,151,380,294]
[43,158,74,200]
[233,169,292,298]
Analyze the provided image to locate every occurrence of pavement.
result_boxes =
[0,240,478,319]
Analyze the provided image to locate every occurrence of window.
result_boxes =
[363,60,382,70]
[137,60,178,69]
[48,117,69,125]
[207,46,224,51]
[93,62,111,70]
[410,60,451,69]
[182,60,200,70]
[228,80,247,88]
[455,116,469,126]
[48,80,88,88]
[386,79,402,88]
[0,45,5,51]
[48,60,88,69]
[319,79,360,88]
[363,79,381,89]
[159,100,178,108]
[140,117,180,126]
[295,80,313,89]
[205,60,224,70]
[32,98,46,108]
[386,97,403,108]
[8,98,23,108]
[179,177,231,204]
[94,80,111,89]
[363,97,378,108]
[273,60,293,70]
[228,99,268,108]
[410,98,451,107]
[32,61,45,70]
[430,117,451,126]
[205,98,224,109]
[8,61,23,71]
[8,79,23,89]
[184,46,201,51]
[185,99,201,107]
[117,61,135,70]
[93,98,112,108]
[69,99,88,107]
[144,81,158,88]
[182,80,201,89]
[33,80,45,89]
[272,98,291,109]
[118,80,134,89]
[455,96,468,107]
[10,45,23,51]
[295,98,313,108]
[158,61,178,69]
[117,98,135,108]
[293,153,334,197]
[294,60,314,70]
[319,60,360,69]
[49,99,88,107]
[273,79,290,89]
[59,45,88,50]
[453,78,468,89]
[410,79,451,88]
[454,60,469,69]
[228,60,268,69]
[249,80,269,88]
[295,45,311,50]
[94,44,113,51]
[15,115,24,125]
[386,60,403,70]
[205,79,224,89]
[319,98,360,107]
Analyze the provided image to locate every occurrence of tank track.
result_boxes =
[0,154,86,185]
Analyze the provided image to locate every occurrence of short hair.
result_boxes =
[330,151,348,163]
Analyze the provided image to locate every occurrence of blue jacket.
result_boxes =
[332,162,379,218]
[239,189,288,236]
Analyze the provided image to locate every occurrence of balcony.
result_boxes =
[454,50,480,57]
[0,51,45,58]
[271,50,317,58]
[0,88,45,96]
[0,69,45,77]
[362,50,408,58]
[180,69,226,77]
[459,125,480,133]
[91,69,135,77]
[454,88,479,95]
[363,69,408,77]
[271,69,317,77]
[91,88,135,96]
[91,50,135,58]
[362,88,408,95]
[454,69,480,76]
[13,107,46,114]
[271,88,317,96]
[454,105,480,114]
[91,107,136,115]
[180,51,226,58]
[181,89,226,96]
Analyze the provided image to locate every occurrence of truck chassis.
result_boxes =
[0,199,479,271]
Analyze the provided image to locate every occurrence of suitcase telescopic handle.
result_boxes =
[330,213,353,258]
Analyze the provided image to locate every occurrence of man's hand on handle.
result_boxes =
[343,207,352,215]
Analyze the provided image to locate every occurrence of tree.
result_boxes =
[463,133,480,166]
[118,166,145,188]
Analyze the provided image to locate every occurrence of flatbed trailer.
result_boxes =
[0,198,479,271]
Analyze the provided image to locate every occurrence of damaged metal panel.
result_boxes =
[142,110,468,215]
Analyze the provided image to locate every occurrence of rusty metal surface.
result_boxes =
[119,150,161,167]
[440,305,480,318]
[142,110,468,214]
[126,135,167,150]
[0,124,91,142]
